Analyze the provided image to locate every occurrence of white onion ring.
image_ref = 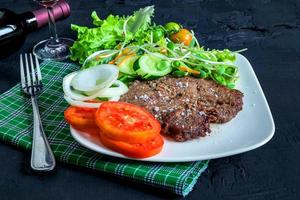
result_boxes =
[63,72,120,101]
[63,72,92,101]
[108,96,121,101]
[64,95,120,108]
[71,64,118,92]
[96,80,128,97]
[64,95,101,108]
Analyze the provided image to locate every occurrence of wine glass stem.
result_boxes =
[47,6,59,44]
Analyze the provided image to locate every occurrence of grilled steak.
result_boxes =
[194,78,244,123]
[120,76,243,141]
[161,108,211,142]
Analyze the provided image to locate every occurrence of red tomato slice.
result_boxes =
[95,102,161,143]
[64,106,98,128]
[99,133,164,158]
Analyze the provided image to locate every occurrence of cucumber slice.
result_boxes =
[117,55,139,76]
[136,53,172,77]
[133,59,140,71]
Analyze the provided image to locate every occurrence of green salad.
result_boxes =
[70,6,245,88]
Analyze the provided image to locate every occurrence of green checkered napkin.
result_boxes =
[0,61,208,196]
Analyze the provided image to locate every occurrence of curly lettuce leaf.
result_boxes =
[91,11,102,26]
[70,6,155,64]
[126,6,154,34]
[70,12,125,64]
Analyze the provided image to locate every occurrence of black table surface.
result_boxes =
[1,0,300,199]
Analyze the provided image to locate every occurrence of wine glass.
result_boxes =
[33,0,73,61]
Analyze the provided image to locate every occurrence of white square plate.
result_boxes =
[70,53,275,162]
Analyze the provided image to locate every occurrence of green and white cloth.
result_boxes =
[0,61,208,196]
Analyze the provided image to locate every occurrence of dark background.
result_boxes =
[1,0,300,199]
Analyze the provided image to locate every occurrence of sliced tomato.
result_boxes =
[95,102,161,143]
[64,106,98,128]
[99,133,164,158]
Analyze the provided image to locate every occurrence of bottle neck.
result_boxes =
[32,1,70,28]
[19,0,70,33]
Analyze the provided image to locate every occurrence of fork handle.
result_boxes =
[30,97,56,171]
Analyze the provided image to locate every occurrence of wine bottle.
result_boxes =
[0,0,70,59]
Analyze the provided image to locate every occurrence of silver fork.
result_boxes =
[20,53,56,171]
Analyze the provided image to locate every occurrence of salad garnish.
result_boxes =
[70,6,247,88]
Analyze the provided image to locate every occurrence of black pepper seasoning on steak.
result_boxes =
[120,76,243,141]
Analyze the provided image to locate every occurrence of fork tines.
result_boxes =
[20,53,43,96]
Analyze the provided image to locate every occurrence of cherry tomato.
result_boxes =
[99,133,164,158]
[95,101,161,143]
[170,29,193,46]
[64,106,98,128]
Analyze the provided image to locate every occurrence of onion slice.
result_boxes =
[96,80,128,97]
[64,95,101,108]
[109,96,121,101]
[64,95,120,108]
[63,72,121,101]
[63,72,93,101]
[71,64,118,92]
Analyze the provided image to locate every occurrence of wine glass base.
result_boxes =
[33,37,74,61]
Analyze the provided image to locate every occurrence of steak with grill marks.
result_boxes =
[120,76,243,141]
